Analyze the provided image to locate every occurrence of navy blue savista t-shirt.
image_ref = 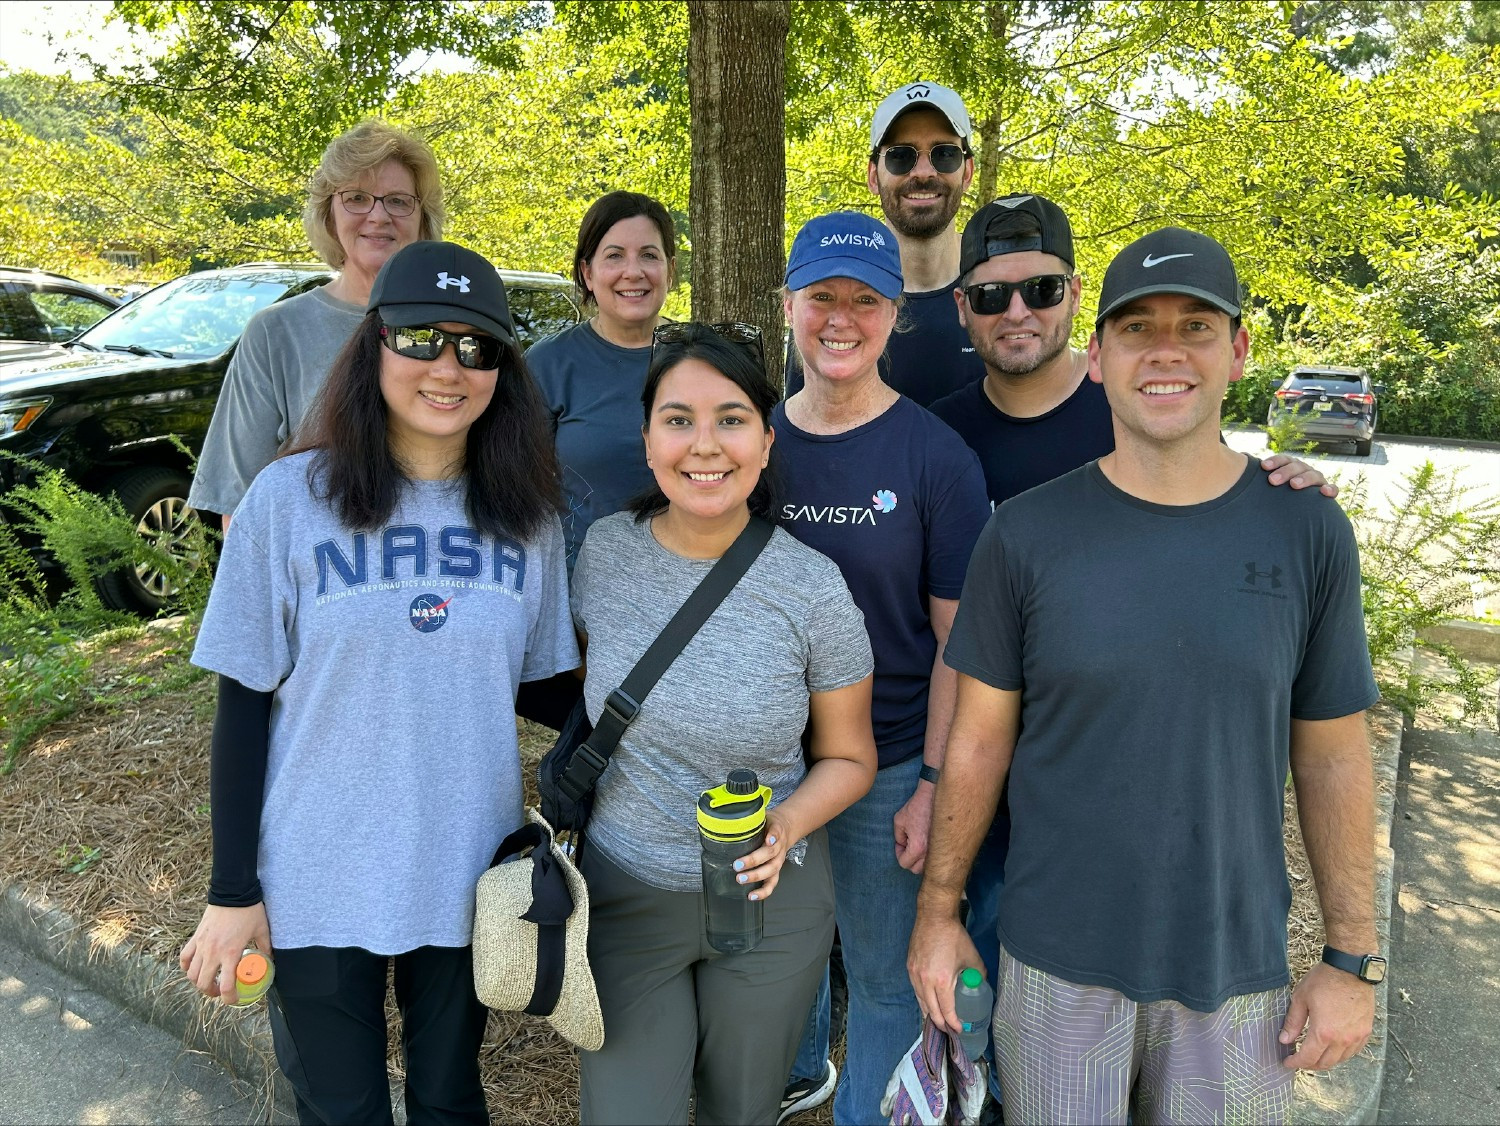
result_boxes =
[771,396,989,765]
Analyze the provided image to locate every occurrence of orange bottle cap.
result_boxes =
[236,952,269,985]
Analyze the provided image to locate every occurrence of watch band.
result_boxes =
[1321,944,1387,983]
[918,763,941,785]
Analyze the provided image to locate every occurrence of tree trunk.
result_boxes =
[974,1,1013,208]
[687,0,789,390]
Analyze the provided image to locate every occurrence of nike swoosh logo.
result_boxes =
[1142,253,1193,267]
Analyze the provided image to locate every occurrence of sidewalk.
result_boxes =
[1377,652,1500,1125]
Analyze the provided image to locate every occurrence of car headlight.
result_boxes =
[0,398,52,440]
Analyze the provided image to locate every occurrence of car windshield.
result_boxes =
[77,273,306,360]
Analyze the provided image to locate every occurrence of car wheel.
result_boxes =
[1354,437,1372,457]
[95,467,202,613]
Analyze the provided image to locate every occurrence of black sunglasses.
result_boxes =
[651,321,766,368]
[380,323,504,370]
[964,274,1073,315]
[880,143,967,176]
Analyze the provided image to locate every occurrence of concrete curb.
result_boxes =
[1222,425,1500,453]
[0,883,291,1120]
[1418,619,1500,663]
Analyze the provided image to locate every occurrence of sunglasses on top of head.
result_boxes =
[651,321,766,368]
[878,143,967,176]
[964,274,1073,315]
[380,323,504,370]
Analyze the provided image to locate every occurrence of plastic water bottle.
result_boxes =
[231,947,275,1006]
[698,769,772,955]
[954,966,993,1060]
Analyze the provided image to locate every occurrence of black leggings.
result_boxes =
[266,944,489,1126]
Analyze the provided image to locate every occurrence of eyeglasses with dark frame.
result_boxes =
[380,323,504,370]
[964,274,1073,315]
[651,321,766,369]
[878,144,967,177]
[337,190,420,218]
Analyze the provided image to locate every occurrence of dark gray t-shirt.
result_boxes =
[527,320,656,570]
[192,452,578,953]
[572,513,873,892]
[945,456,1378,1011]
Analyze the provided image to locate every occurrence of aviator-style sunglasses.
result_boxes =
[879,143,967,176]
[380,323,504,370]
[651,321,766,368]
[964,274,1073,315]
[337,190,420,218]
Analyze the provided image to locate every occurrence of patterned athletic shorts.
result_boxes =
[994,948,1294,1126]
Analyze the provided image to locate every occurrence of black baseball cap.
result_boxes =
[959,194,1074,276]
[1094,227,1241,330]
[367,240,516,345]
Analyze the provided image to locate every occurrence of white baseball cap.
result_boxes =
[870,81,972,152]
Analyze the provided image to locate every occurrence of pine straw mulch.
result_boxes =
[1,624,1343,1124]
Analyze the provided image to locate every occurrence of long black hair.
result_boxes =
[627,325,780,523]
[285,312,562,538]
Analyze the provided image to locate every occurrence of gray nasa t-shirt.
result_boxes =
[572,513,873,892]
[192,451,578,953]
[189,287,365,518]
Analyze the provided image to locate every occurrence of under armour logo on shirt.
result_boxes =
[436,272,471,292]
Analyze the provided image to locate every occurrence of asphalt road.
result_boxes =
[0,940,279,1126]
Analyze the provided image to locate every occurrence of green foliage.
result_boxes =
[0,455,216,769]
[1344,461,1500,723]
[1263,406,1315,455]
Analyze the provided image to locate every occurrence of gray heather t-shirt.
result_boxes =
[572,513,873,892]
[527,321,656,570]
[189,286,365,518]
[192,451,578,953]
[945,456,1379,1011]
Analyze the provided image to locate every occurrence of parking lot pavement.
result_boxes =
[0,938,278,1126]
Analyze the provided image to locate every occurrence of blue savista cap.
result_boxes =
[785,211,903,299]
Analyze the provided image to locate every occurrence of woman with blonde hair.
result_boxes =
[189,120,444,525]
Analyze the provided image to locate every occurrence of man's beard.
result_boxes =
[879,176,962,239]
[976,320,1072,378]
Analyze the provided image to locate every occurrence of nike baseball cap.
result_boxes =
[960,193,1075,276]
[1094,227,1241,330]
[785,211,904,300]
[870,80,972,152]
[368,240,516,345]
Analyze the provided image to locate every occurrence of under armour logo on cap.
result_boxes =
[436,272,471,292]
[367,241,517,346]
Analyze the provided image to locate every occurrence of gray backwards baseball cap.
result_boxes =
[368,240,516,345]
[960,194,1075,275]
[1094,227,1241,330]
[870,80,972,151]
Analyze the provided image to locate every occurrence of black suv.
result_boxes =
[0,264,578,612]
[1265,365,1382,457]
[0,266,120,364]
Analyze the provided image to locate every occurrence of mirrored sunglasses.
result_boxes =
[651,321,766,368]
[337,190,420,218]
[880,144,967,176]
[964,274,1072,315]
[380,324,504,370]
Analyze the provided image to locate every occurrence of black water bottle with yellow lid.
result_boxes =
[698,769,772,954]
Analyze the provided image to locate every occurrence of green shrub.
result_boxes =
[1344,461,1500,722]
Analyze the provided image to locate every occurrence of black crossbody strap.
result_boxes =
[558,516,774,800]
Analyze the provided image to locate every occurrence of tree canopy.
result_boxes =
[3,0,1498,431]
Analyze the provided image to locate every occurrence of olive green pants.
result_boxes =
[578,831,834,1126]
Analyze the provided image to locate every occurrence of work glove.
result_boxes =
[880,1017,991,1125]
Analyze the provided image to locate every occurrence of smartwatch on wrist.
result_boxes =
[1321,945,1387,984]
